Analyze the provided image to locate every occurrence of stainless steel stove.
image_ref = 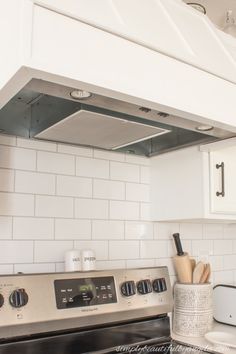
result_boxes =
[0,267,210,353]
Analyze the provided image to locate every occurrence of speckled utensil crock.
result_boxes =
[173,283,213,337]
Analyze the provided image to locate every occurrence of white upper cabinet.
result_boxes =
[151,140,236,222]
[210,146,236,214]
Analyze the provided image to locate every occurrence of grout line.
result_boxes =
[90,220,93,240]
[0,166,150,185]
[35,150,38,171]
[73,198,75,219]
[73,155,76,176]
[33,240,35,263]
[53,218,56,240]
[34,195,36,217]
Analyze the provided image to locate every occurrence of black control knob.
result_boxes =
[121,281,136,297]
[9,289,28,308]
[137,279,152,295]
[0,294,4,308]
[152,278,167,293]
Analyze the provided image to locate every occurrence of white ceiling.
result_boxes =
[183,0,236,36]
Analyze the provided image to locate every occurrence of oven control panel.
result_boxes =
[54,276,117,309]
[0,267,172,339]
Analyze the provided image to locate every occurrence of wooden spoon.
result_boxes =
[200,263,210,283]
[193,261,205,283]
[190,258,196,272]
[205,264,211,283]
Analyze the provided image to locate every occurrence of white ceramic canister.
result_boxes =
[64,249,81,272]
[173,283,213,337]
[80,249,96,271]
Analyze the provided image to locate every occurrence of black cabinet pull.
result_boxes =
[216,162,225,197]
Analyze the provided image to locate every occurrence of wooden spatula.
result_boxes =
[193,261,205,283]
[201,264,210,283]
[190,258,196,272]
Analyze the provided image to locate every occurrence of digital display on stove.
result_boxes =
[54,276,117,309]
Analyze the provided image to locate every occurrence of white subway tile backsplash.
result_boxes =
[92,220,124,240]
[0,264,14,274]
[57,176,92,198]
[0,135,16,146]
[155,258,176,276]
[0,134,234,283]
[224,224,236,239]
[110,162,139,182]
[109,241,139,260]
[0,146,36,170]
[0,241,33,263]
[93,150,125,162]
[96,260,126,270]
[126,183,149,202]
[17,138,57,152]
[110,201,139,220]
[125,154,150,166]
[223,255,236,270]
[0,217,12,239]
[76,157,109,179]
[140,166,150,184]
[203,224,224,240]
[125,221,153,240]
[58,144,92,157]
[55,263,64,272]
[15,171,55,195]
[209,255,224,272]
[75,199,109,219]
[74,240,108,260]
[0,193,34,216]
[13,217,54,239]
[0,169,14,192]
[191,240,214,257]
[14,263,55,274]
[37,151,75,175]
[154,223,179,240]
[214,240,233,255]
[140,240,168,259]
[35,196,73,218]
[214,270,234,285]
[140,203,151,221]
[93,179,125,200]
[34,241,73,262]
[126,259,155,268]
[55,219,91,239]
[180,223,203,239]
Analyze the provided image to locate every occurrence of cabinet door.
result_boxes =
[210,146,236,214]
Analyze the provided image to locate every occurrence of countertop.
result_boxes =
[172,320,236,353]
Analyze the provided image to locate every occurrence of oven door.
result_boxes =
[0,317,171,354]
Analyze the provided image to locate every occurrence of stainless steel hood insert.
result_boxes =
[35,108,170,150]
[0,79,234,156]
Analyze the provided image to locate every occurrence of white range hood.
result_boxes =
[0,0,236,155]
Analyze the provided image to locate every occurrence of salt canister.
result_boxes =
[64,249,81,272]
[173,283,213,337]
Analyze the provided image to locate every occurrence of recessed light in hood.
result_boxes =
[196,125,214,132]
[70,90,92,100]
